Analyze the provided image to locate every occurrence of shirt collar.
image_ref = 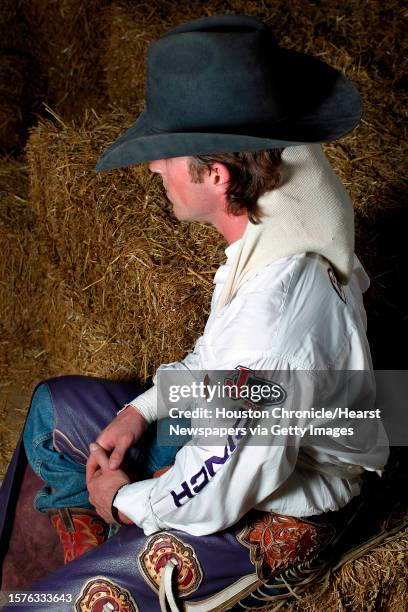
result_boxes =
[213,239,243,286]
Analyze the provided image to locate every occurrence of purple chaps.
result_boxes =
[0,376,365,611]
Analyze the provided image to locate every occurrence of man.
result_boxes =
[0,14,389,611]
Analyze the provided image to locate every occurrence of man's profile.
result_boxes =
[0,14,389,611]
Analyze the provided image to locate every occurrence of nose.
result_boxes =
[148,159,165,174]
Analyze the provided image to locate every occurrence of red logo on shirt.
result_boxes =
[224,366,286,405]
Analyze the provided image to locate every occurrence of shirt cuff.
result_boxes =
[113,479,164,535]
[128,386,157,424]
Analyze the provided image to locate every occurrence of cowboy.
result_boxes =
[0,14,389,611]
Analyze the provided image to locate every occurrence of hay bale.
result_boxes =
[20,0,111,121]
[0,156,47,381]
[0,156,46,475]
[24,108,225,382]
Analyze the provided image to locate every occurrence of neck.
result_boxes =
[213,212,249,244]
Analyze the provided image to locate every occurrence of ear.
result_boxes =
[209,163,230,188]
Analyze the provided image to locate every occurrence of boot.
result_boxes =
[47,507,109,564]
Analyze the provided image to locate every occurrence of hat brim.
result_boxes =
[96,48,362,172]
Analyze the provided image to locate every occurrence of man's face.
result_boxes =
[148,156,220,224]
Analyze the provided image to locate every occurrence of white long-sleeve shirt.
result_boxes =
[114,242,389,535]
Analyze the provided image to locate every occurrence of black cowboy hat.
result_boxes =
[96,14,362,172]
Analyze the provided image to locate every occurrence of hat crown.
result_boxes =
[146,15,287,132]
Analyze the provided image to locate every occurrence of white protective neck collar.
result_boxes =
[216,144,355,312]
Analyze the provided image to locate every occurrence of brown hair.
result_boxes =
[188,149,283,224]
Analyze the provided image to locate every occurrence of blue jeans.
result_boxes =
[23,384,189,512]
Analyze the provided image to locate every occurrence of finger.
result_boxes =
[95,433,115,453]
[89,442,110,470]
[86,467,101,491]
[86,452,100,485]
[108,441,130,470]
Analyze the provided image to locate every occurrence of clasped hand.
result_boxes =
[85,405,147,524]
